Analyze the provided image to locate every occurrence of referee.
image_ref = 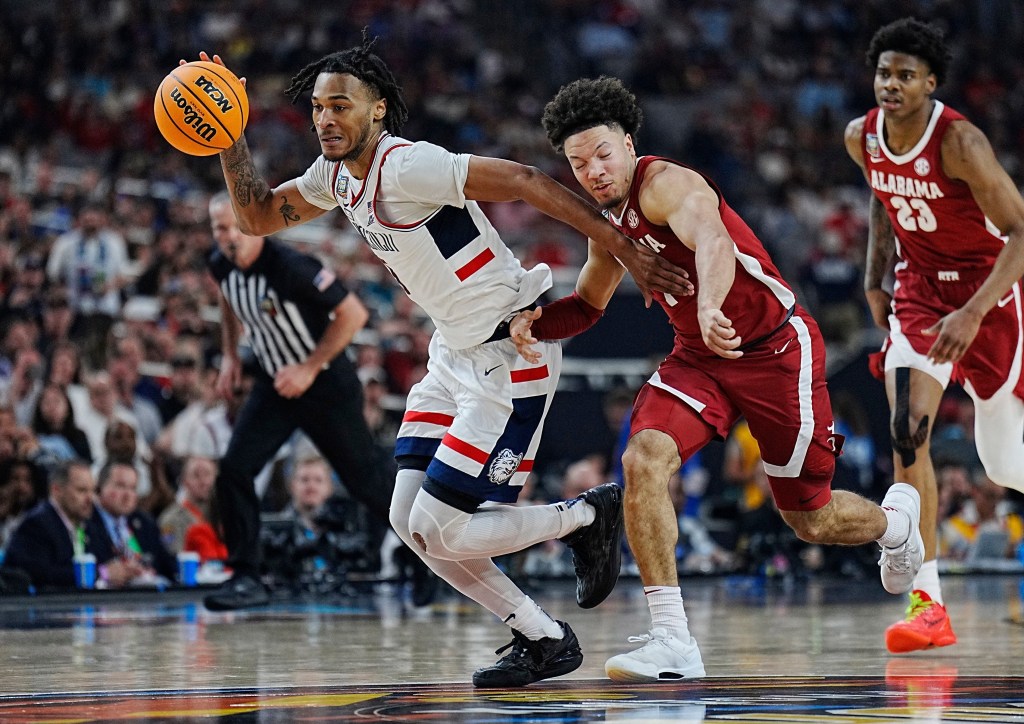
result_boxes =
[203,192,404,610]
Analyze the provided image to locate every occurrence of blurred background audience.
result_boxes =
[1,0,1022,590]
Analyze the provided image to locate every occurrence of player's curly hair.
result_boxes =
[284,28,409,135]
[542,76,643,153]
[867,18,952,86]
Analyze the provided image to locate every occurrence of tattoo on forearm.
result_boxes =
[279,196,301,226]
[221,141,270,208]
[865,197,896,289]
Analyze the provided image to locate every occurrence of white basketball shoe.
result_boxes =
[878,483,924,595]
[605,628,706,682]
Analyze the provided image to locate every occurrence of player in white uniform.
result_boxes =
[187,34,691,687]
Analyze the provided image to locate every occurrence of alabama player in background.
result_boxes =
[846,17,1024,654]
[522,75,925,682]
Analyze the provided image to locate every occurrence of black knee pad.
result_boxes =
[891,368,930,467]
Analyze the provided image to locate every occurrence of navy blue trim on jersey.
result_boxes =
[423,395,547,504]
[423,477,483,513]
[427,205,480,259]
[394,436,442,461]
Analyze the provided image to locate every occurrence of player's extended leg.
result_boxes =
[881,365,957,652]
[390,467,583,688]
[603,386,714,683]
[972,390,1024,494]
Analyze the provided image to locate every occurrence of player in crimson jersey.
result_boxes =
[523,76,925,682]
[845,18,1024,654]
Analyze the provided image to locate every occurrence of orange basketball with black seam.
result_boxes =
[154,61,248,156]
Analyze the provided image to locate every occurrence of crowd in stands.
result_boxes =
[3,0,1024,592]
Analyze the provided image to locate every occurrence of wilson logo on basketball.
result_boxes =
[167,87,217,142]
[193,75,235,113]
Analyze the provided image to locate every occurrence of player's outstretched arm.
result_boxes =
[923,120,1024,363]
[511,241,625,363]
[462,155,692,303]
[181,52,327,236]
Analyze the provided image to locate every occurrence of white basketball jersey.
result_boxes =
[296,132,552,349]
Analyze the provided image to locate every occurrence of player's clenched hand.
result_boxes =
[178,51,246,87]
[865,288,892,331]
[511,307,543,364]
[274,363,317,398]
[619,242,693,308]
[923,307,982,364]
[698,307,743,359]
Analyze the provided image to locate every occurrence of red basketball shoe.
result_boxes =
[885,590,958,653]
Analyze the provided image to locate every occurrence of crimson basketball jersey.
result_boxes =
[861,101,1004,273]
[607,156,795,356]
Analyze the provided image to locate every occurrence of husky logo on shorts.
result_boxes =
[488,448,524,484]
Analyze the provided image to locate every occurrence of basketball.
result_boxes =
[154,61,248,156]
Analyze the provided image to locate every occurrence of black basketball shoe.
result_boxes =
[560,482,624,608]
[472,620,583,687]
[203,574,270,611]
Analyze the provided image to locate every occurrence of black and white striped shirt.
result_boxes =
[207,239,348,376]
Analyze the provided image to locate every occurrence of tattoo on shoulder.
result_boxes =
[279,195,301,226]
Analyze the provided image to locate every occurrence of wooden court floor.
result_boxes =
[0,573,1021,722]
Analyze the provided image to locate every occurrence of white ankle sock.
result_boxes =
[878,484,913,548]
[506,598,563,640]
[912,559,943,604]
[645,585,690,640]
[556,499,596,538]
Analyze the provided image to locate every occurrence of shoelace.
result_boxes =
[626,631,664,645]
[494,632,541,663]
[879,540,912,573]
[903,591,933,621]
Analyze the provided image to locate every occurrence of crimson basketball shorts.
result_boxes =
[882,267,1024,401]
[395,331,561,508]
[631,308,840,511]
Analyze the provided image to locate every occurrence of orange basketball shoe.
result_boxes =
[885,590,958,653]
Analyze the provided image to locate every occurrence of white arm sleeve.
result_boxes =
[296,157,341,211]
[383,141,469,207]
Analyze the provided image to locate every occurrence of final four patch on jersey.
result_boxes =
[335,174,348,198]
[313,268,336,292]
[866,133,879,158]
[488,449,524,484]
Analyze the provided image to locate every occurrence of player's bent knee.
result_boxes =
[771,459,834,543]
[976,456,1024,493]
[622,437,678,490]
[892,376,933,466]
[780,508,829,543]
[407,502,464,561]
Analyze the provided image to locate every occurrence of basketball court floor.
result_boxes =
[0,573,1021,722]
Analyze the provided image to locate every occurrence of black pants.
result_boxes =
[216,360,393,576]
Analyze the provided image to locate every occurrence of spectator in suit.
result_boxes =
[2,459,98,589]
[90,461,177,587]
